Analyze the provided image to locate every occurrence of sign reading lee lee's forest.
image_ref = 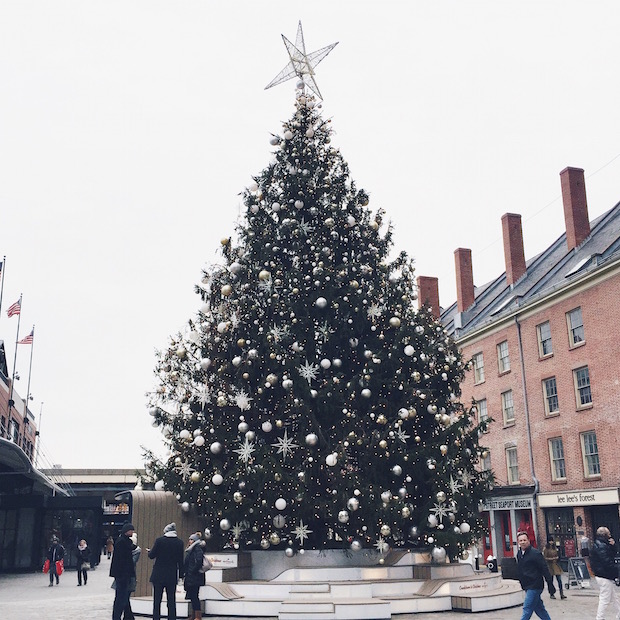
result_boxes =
[538,488,620,508]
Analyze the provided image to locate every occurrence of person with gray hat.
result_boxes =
[183,532,207,620]
[147,522,185,620]
[110,523,136,620]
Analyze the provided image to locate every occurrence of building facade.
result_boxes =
[426,167,620,565]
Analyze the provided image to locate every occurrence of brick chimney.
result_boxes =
[560,167,590,251]
[501,213,526,285]
[416,276,440,319]
[454,248,475,313]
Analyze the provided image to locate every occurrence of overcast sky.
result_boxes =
[1,1,618,469]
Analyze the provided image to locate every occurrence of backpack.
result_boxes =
[199,551,212,573]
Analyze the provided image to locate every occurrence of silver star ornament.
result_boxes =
[265,21,338,99]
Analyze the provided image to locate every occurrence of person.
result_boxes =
[110,523,137,620]
[516,530,553,620]
[148,522,185,620]
[107,535,115,559]
[183,533,206,620]
[46,536,65,587]
[76,539,90,586]
[542,537,565,599]
[122,532,142,620]
[590,526,620,620]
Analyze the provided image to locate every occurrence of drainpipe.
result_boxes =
[515,316,540,543]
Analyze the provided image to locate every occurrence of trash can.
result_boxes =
[501,557,519,580]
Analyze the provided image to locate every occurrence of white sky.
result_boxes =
[1,1,619,469]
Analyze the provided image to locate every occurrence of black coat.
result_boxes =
[590,536,618,580]
[517,545,552,591]
[183,541,206,589]
[46,543,65,563]
[148,534,185,584]
[76,546,90,567]
[110,533,136,581]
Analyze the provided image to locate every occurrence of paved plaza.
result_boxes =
[0,565,604,620]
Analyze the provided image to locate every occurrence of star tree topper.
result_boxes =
[265,21,338,99]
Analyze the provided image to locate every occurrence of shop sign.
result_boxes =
[482,497,533,511]
[538,488,620,508]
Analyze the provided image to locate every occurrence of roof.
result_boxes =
[0,437,69,496]
[441,201,620,338]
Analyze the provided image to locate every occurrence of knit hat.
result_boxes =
[164,522,176,533]
[121,523,135,535]
[189,533,200,542]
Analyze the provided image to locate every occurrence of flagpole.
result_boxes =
[24,325,35,417]
[0,256,6,315]
[8,294,23,415]
[35,402,44,469]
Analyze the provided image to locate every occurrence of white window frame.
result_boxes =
[472,352,485,384]
[567,307,585,347]
[580,431,600,477]
[573,366,592,409]
[537,321,553,357]
[497,340,510,374]
[506,447,519,484]
[502,390,515,425]
[543,376,559,415]
[548,437,566,481]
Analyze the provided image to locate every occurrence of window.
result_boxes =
[506,447,519,484]
[481,451,492,471]
[567,307,585,347]
[543,377,559,415]
[476,399,489,433]
[497,341,510,373]
[573,366,592,408]
[580,431,600,477]
[472,352,485,384]
[537,321,553,357]
[502,390,515,425]
[549,437,566,480]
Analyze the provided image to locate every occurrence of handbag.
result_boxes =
[56,559,64,575]
[42,559,50,574]
[82,562,91,571]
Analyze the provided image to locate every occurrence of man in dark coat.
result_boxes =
[590,526,620,620]
[516,531,552,620]
[46,536,65,587]
[148,522,185,620]
[110,523,136,620]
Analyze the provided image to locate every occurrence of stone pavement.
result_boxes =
[0,566,604,620]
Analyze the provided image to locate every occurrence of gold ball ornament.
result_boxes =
[389,317,401,328]
[258,270,271,281]
[190,471,201,483]
[221,284,232,296]
[220,237,230,246]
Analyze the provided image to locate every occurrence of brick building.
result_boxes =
[422,167,620,565]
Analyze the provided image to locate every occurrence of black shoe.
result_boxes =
[550,594,556,599]
[77,583,81,586]
[48,584,53,587]
[560,594,567,599]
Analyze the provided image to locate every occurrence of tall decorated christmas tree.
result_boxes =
[145,23,493,563]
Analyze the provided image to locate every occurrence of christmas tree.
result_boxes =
[145,25,493,562]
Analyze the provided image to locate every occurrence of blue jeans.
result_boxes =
[521,588,551,620]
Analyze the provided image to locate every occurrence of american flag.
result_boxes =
[18,329,34,345]
[7,298,21,317]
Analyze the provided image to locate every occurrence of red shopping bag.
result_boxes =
[42,559,50,573]
[55,559,64,575]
